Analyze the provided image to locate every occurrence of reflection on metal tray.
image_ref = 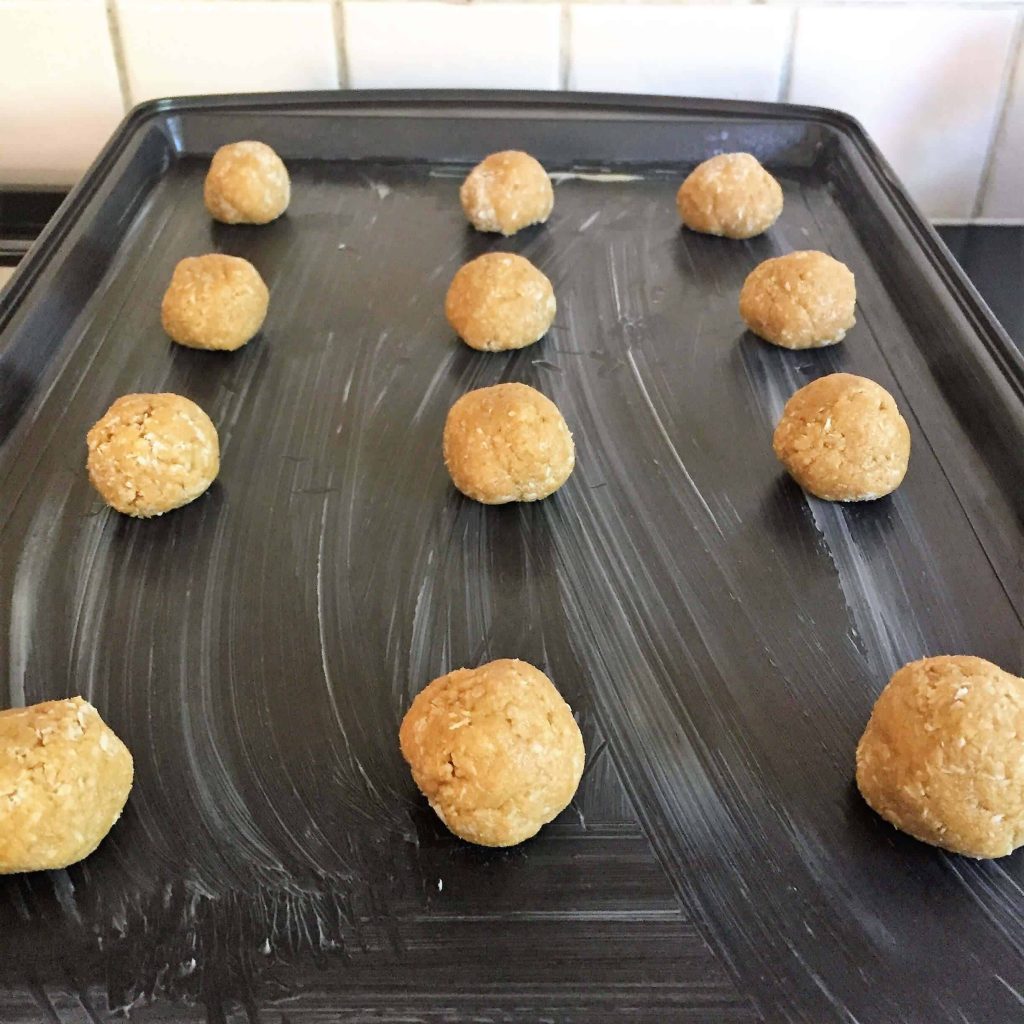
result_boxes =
[0,91,1021,1023]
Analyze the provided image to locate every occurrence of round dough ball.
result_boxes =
[161,254,269,351]
[0,697,133,874]
[740,250,856,349]
[772,373,910,501]
[857,656,1024,859]
[204,141,290,225]
[443,383,574,504]
[460,151,554,236]
[445,253,556,352]
[87,393,220,517]
[676,152,783,239]
[399,659,585,847]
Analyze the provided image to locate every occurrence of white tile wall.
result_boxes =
[345,2,561,90]
[569,6,792,102]
[0,0,124,185]
[117,0,339,104]
[789,7,1017,220]
[0,0,1021,219]
[983,31,1024,220]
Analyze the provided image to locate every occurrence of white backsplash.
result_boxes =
[0,0,1020,221]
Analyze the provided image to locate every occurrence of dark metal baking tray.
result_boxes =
[0,91,1021,1023]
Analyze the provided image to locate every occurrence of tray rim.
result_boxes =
[2,88,1021,401]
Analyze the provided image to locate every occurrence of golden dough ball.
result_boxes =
[161,254,269,351]
[443,383,574,504]
[87,393,220,517]
[445,253,556,352]
[204,141,290,225]
[460,150,554,236]
[740,250,856,349]
[857,656,1024,859]
[772,373,910,502]
[399,658,585,847]
[0,697,133,874]
[676,152,783,239]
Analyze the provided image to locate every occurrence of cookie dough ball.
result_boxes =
[772,373,910,501]
[676,153,783,239]
[0,697,133,874]
[87,393,220,517]
[460,151,554,236]
[399,659,585,847]
[857,656,1024,859]
[161,254,269,351]
[740,250,856,349]
[443,383,574,504]
[204,141,290,225]
[445,253,556,352]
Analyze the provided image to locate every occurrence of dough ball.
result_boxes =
[772,373,910,501]
[204,141,290,225]
[460,151,554,236]
[443,383,574,504]
[676,152,783,239]
[445,253,556,352]
[161,254,269,351]
[740,250,856,349]
[87,393,220,517]
[857,656,1024,859]
[0,697,133,874]
[399,659,585,847]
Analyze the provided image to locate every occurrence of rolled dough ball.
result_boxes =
[445,253,556,352]
[443,382,574,504]
[161,254,269,351]
[740,250,856,349]
[460,151,554,236]
[676,153,783,239]
[399,658,585,847]
[772,373,910,501]
[87,393,220,517]
[0,697,133,874]
[204,141,290,225]
[857,656,1024,859]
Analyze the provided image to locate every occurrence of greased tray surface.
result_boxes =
[0,92,1021,1023]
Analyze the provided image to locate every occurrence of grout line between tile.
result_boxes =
[776,6,798,103]
[105,0,133,112]
[972,11,1022,219]
[332,0,351,88]
[559,2,572,90]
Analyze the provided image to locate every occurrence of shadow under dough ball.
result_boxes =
[857,656,1024,859]
[445,252,556,352]
[161,254,268,351]
[87,393,220,517]
[443,382,574,503]
[0,697,133,874]
[676,152,783,239]
[740,250,856,349]
[204,140,290,225]
[460,150,554,236]
[772,372,910,501]
[399,659,585,847]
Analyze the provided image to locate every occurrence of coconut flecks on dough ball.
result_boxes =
[445,252,556,352]
[740,250,856,349]
[460,151,554,236]
[443,382,575,504]
[857,656,1024,859]
[399,659,585,847]
[676,153,783,239]
[772,373,910,502]
[204,141,290,225]
[0,697,133,874]
[87,393,220,517]
[161,254,269,351]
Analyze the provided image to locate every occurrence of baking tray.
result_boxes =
[0,91,1021,1023]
